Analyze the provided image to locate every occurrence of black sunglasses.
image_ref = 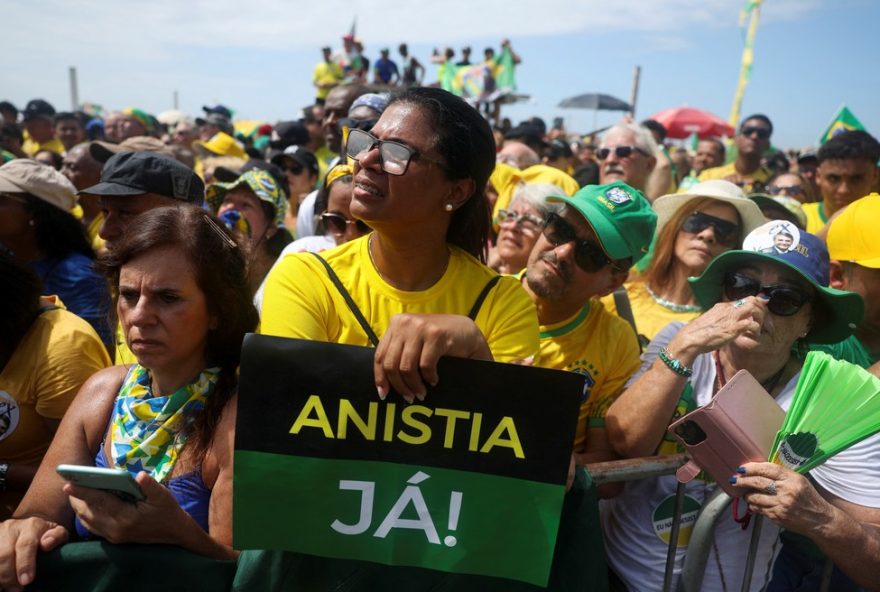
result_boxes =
[595,145,649,161]
[681,211,741,247]
[320,212,370,235]
[345,128,446,176]
[542,212,622,273]
[337,117,378,134]
[723,272,812,316]
[740,126,771,140]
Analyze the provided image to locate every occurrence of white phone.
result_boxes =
[56,464,146,502]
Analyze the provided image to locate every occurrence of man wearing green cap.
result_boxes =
[520,181,657,469]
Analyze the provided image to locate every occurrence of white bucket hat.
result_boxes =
[653,179,767,237]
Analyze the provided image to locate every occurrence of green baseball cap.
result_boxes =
[547,181,657,264]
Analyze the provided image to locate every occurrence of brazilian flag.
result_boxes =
[819,105,866,145]
[234,335,582,586]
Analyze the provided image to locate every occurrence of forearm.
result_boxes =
[172,513,237,561]
[809,505,880,590]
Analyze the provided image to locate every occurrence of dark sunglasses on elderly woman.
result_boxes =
[320,212,370,235]
[723,272,812,316]
[542,212,622,273]
[681,212,741,247]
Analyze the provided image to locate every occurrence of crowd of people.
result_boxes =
[1,56,880,591]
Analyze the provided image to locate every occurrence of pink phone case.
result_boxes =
[667,370,785,496]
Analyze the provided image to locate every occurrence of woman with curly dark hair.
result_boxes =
[0,207,258,588]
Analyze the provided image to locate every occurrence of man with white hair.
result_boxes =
[597,121,658,198]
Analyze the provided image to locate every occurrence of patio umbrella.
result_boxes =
[557,93,631,111]
[648,106,735,139]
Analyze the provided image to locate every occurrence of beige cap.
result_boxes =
[90,136,175,163]
[0,159,77,211]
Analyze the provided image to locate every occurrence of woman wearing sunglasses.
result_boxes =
[602,180,765,345]
[602,222,866,591]
[489,183,562,275]
[261,87,539,402]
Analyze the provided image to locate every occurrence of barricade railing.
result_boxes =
[583,454,832,592]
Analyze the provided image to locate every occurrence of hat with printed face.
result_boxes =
[0,158,76,211]
[546,180,657,264]
[79,151,205,204]
[689,221,863,344]
[826,193,880,269]
[206,169,287,227]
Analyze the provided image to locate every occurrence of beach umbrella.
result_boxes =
[557,93,631,111]
[648,106,735,140]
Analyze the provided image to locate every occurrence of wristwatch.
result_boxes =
[0,463,9,492]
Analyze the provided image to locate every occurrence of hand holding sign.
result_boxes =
[374,314,493,403]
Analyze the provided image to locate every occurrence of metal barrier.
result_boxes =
[583,455,834,592]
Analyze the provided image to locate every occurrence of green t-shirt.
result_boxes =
[811,335,880,369]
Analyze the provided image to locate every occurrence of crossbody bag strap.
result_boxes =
[309,252,380,347]
[467,275,502,321]
[613,286,649,350]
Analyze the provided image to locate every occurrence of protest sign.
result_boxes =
[234,334,582,586]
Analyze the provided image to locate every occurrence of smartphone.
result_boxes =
[56,464,146,502]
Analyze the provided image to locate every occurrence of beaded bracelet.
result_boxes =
[658,347,693,377]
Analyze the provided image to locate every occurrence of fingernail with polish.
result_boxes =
[377,385,387,400]
[415,391,426,401]
[737,466,747,474]
[728,476,738,484]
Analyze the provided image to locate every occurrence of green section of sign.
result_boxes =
[233,450,564,587]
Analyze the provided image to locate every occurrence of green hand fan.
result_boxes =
[770,351,880,473]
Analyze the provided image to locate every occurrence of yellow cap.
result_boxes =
[827,193,880,268]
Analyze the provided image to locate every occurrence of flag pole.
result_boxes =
[728,0,763,128]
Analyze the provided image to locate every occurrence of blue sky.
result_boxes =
[4,0,876,149]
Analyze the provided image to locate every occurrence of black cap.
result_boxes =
[270,120,310,150]
[202,104,233,119]
[269,145,319,176]
[195,113,234,135]
[23,99,56,122]
[80,152,204,204]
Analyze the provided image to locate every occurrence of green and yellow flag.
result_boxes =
[819,105,866,145]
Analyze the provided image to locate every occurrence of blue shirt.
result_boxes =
[373,57,399,84]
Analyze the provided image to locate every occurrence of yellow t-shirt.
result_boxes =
[314,144,337,184]
[533,300,641,451]
[260,235,539,363]
[801,201,828,234]
[697,162,772,194]
[0,303,111,516]
[600,281,702,344]
[22,136,65,157]
[313,61,344,101]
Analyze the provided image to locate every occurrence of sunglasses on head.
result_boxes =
[595,145,648,161]
[320,212,370,235]
[542,212,622,273]
[723,272,812,316]
[768,184,804,197]
[681,211,741,247]
[740,126,771,140]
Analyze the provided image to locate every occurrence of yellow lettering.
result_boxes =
[434,408,471,449]
[397,405,433,445]
[383,403,396,442]
[337,399,377,440]
[289,395,334,438]
[480,417,525,459]
[469,412,483,452]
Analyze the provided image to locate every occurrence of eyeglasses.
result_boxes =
[740,126,771,140]
[723,272,812,316]
[595,145,649,161]
[320,212,370,235]
[345,128,446,176]
[497,208,544,231]
[681,211,741,247]
[542,212,622,273]
[768,184,804,197]
[337,117,378,134]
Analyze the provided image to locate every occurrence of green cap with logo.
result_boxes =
[547,181,657,264]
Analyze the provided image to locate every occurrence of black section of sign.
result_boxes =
[236,334,582,485]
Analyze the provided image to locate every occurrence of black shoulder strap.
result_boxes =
[613,286,639,335]
[309,252,380,347]
[467,276,502,321]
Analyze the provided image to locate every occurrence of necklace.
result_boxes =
[645,284,702,313]
[713,351,788,394]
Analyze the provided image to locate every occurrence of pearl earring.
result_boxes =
[444,203,454,212]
